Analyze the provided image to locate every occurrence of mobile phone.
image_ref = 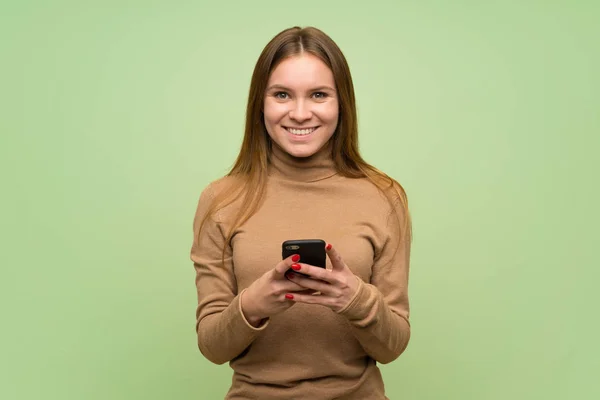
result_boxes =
[282,239,326,276]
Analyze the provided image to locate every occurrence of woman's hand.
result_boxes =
[284,243,360,312]
[241,254,315,327]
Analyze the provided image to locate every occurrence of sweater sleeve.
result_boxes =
[190,183,268,365]
[337,194,411,364]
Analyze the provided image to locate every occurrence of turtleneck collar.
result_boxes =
[268,141,338,183]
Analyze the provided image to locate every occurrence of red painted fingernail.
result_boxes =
[326,243,332,250]
[291,263,301,271]
[286,273,295,279]
[292,254,300,262]
[285,294,294,300]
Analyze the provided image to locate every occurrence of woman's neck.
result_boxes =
[268,141,337,182]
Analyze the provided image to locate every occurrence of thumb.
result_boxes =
[325,243,345,271]
[274,254,300,277]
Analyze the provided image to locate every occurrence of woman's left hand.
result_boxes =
[284,243,360,312]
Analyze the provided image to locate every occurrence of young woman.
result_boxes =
[191,26,412,399]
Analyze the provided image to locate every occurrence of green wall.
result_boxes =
[2,1,598,398]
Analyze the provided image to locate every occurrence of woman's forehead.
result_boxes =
[267,54,334,88]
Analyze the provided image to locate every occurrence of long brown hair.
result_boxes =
[197,26,411,263]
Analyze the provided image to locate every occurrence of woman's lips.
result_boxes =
[284,126,319,136]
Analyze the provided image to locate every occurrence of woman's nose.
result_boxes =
[288,100,312,122]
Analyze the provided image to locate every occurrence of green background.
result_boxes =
[2,1,599,399]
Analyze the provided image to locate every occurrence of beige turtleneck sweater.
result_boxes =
[190,143,411,399]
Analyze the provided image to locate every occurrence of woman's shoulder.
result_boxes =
[194,174,246,223]
[198,175,243,201]
[337,172,407,204]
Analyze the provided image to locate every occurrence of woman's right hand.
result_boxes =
[241,254,312,327]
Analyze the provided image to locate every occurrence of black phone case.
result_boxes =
[282,239,326,269]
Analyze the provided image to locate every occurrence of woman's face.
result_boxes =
[263,53,339,158]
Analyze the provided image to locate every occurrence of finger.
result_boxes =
[286,292,336,307]
[274,254,300,277]
[286,272,336,295]
[280,278,315,293]
[325,243,346,271]
[279,286,317,300]
[289,263,334,283]
[294,288,318,295]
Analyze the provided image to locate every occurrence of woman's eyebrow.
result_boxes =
[266,84,336,92]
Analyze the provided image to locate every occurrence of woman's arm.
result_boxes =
[190,184,268,365]
[339,195,411,364]
[340,195,411,363]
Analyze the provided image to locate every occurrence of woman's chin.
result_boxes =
[286,149,316,158]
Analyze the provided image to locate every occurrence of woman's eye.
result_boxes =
[313,92,328,99]
[274,92,288,99]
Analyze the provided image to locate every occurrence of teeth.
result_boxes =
[286,127,317,135]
